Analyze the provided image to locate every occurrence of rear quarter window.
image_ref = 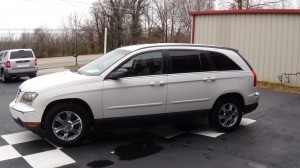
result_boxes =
[169,50,212,73]
[10,50,34,59]
[209,52,242,71]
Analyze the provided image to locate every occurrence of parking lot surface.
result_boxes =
[0,77,299,168]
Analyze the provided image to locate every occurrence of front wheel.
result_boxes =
[44,103,90,147]
[209,98,242,132]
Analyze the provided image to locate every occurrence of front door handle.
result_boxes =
[203,77,216,82]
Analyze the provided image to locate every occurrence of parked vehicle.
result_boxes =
[0,51,4,62]
[0,49,38,83]
[9,43,259,146]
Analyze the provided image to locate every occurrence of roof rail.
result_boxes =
[132,44,239,53]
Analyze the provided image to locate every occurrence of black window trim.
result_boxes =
[104,49,167,80]
[166,49,216,74]
[207,51,243,71]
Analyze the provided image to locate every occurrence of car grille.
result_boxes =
[16,89,21,100]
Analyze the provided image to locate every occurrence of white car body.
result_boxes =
[9,43,259,146]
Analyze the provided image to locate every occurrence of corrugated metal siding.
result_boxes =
[194,14,300,86]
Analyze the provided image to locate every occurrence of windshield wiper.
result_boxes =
[70,69,81,74]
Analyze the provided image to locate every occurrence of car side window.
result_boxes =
[119,51,163,77]
[2,52,7,59]
[169,50,211,73]
[209,52,242,71]
[4,52,8,59]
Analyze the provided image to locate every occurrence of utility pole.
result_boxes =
[164,0,167,43]
[104,27,107,54]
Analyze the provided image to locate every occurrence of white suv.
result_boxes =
[9,44,259,146]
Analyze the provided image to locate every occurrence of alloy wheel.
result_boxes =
[218,103,239,128]
[52,111,83,141]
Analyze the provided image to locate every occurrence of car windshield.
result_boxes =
[77,49,130,76]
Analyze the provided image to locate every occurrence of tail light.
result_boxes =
[5,61,10,68]
[34,58,37,66]
[252,70,257,87]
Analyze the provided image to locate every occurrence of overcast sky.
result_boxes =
[0,0,299,35]
[0,0,94,32]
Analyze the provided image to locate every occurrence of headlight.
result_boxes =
[20,92,39,106]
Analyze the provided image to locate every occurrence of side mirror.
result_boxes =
[106,68,129,80]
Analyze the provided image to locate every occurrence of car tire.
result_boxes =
[209,98,242,132]
[1,70,9,83]
[29,73,37,78]
[44,103,90,147]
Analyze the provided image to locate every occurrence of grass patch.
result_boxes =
[64,65,83,70]
[257,81,300,94]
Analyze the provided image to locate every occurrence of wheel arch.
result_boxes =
[41,98,95,128]
[212,92,245,112]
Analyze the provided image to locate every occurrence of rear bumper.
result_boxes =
[5,67,38,77]
[244,103,259,114]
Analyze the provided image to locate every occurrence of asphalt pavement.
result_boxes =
[0,74,300,167]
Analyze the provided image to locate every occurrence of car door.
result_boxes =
[103,50,167,125]
[166,49,217,121]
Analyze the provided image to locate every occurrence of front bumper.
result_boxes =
[9,101,41,133]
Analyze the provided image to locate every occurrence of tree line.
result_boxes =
[0,0,291,58]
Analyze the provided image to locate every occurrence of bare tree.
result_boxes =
[219,0,289,10]
[0,0,216,55]
[66,12,82,55]
[80,19,97,54]
[176,0,214,39]
[126,0,146,44]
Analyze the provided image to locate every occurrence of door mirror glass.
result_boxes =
[107,68,129,80]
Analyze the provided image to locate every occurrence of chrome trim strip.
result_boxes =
[170,98,210,104]
[12,107,35,113]
[107,102,164,110]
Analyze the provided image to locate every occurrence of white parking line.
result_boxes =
[23,149,75,168]
[1,131,41,145]
[0,131,75,167]
[191,118,257,138]
[190,127,225,138]
[240,118,256,126]
[0,145,21,161]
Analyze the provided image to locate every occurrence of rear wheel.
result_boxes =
[1,70,9,83]
[44,103,90,147]
[209,98,242,132]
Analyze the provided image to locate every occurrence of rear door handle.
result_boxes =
[158,81,166,86]
[150,81,166,86]
[203,77,216,82]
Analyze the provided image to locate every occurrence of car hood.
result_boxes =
[19,71,101,93]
